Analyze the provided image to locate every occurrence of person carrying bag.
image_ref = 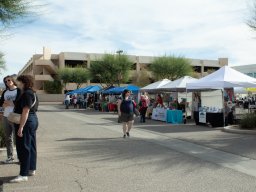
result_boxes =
[10,75,39,183]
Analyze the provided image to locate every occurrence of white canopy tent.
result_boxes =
[186,66,256,127]
[156,76,197,119]
[158,76,197,92]
[140,79,171,92]
[187,66,256,90]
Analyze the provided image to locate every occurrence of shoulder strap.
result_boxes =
[31,93,37,108]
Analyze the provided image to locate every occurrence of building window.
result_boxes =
[65,60,86,68]
[204,66,219,72]
[193,66,201,73]
[132,63,136,70]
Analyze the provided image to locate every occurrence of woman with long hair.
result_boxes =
[117,89,136,138]
[10,75,39,183]
[0,75,21,163]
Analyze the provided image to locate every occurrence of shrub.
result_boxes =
[239,113,256,130]
[44,80,63,94]
[0,122,6,147]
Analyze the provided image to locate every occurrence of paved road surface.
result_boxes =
[1,104,256,192]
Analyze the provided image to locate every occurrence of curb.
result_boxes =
[222,125,256,135]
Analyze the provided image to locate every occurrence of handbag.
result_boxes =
[7,93,37,124]
[7,112,21,124]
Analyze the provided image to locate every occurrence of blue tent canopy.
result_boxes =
[86,85,102,93]
[67,85,102,94]
[102,85,140,94]
[67,85,93,95]
[124,85,140,93]
[101,86,115,94]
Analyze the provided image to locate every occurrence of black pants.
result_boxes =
[15,114,38,176]
[140,107,147,122]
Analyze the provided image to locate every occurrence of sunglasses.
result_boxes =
[4,79,11,83]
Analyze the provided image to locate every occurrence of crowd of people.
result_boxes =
[64,94,95,109]
[236,96,256,109]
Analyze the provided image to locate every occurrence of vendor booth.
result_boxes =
[187,66,256,127]
[141,78,196,124]
[101,85,140,112]
[157,76,197,120]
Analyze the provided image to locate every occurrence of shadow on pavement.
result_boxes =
[0,176,16,184]
[54,137,220,173]
[56,137,120,142]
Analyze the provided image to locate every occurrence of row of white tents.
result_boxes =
[141,66,256,92]
[139,66,256,127]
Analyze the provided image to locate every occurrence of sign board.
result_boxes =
[199,111,206,123]
[152,108,167,122]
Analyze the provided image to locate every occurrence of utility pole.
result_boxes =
[116,50,123,87]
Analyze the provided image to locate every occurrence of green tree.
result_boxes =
[0,0,42,73]
[58,66,91,90]
[150,55,193,81]
[90,53,132,87]
[0,0,38,30]
[58,68,73,91]
[71,67,90,89]
[131,69,151,87]
[44,80,62,94]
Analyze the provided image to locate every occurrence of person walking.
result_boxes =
[117,89,136,138]
[0,76,21,163]
[10,75,39,183]
[139,95,148,123]
[64,94,70,109]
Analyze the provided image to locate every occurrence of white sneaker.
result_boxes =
[10,175,28,183]
[29,170,36,176]
[3,157,14,164]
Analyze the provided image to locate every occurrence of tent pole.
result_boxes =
[185,89,188,123]
[222,89,225,127]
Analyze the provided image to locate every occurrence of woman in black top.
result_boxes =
[10,75,39,183]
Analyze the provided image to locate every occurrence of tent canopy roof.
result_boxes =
[102,85,140,94]
[67,85,102,94]
[186,66,256,90]
[158,76,197,91]
[141,79,171,91]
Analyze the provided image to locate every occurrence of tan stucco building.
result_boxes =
[19,47,228,93]
[232,64,256,78]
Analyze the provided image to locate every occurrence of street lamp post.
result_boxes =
[116,50,123,86]
[116,50,123,55]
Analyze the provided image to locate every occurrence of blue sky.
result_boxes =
[1,0,256,78]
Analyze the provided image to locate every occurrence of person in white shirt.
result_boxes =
[64,94,71,109]
[0,75,21,163]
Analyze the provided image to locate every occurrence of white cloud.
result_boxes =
[1,0,256,78]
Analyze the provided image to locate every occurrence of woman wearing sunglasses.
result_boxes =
[0,75,21,163]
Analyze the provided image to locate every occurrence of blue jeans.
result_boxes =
[15,114,38,176]
[65,100,70,109]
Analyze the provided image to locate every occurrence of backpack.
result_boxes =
[120,99,135,113]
